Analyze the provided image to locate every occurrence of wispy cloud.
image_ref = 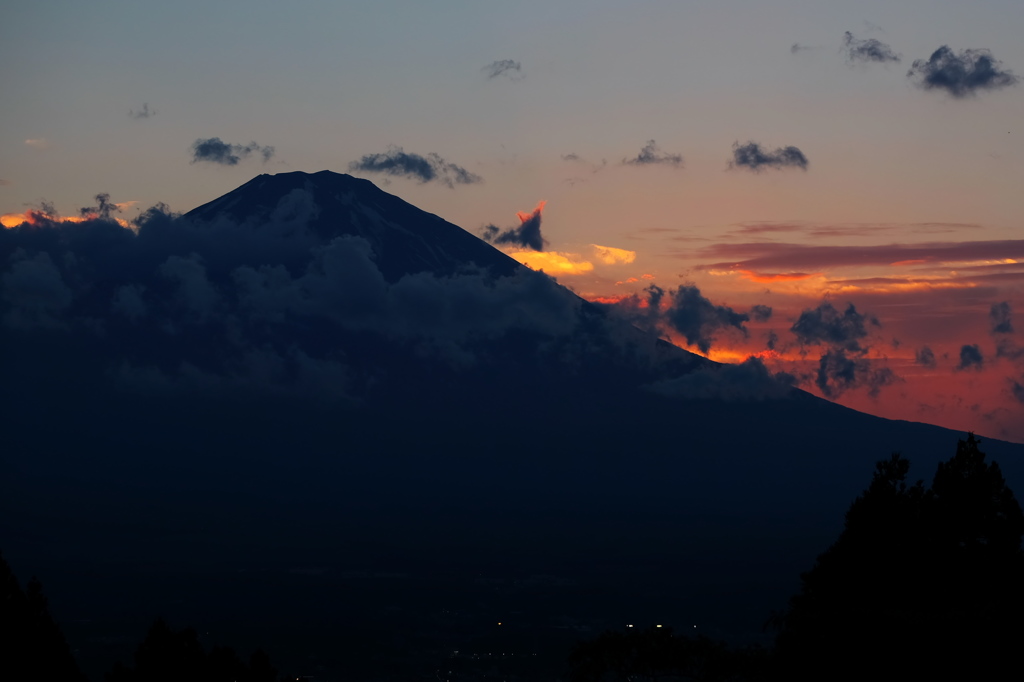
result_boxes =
[24,138,51,150]
[349,146,481,188]
[622,140,683,168]
[694,239,1024,272]
[908,46,1019,98]
[842,31,900,64]
[482,59,522,80]
[129,103,155,119]
[728,142,808,172]
[190,137,274,166]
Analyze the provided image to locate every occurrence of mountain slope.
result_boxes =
[2,171,1023,675]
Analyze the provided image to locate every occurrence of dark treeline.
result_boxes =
[568,433,1024,681]
[5,433,1022,681]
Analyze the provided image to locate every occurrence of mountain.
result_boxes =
[184,170,521,281]
[2,171,1022,677]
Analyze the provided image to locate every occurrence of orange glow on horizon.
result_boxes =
[2,210,131,229]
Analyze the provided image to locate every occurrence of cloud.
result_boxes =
[990,301,1014,334]
[1012,379,1024,405]
[729,142,808,172]
[481,201,546,251]
[129,103,155,119]
[989,302,1024,360]
[0,194,593,391]
[694,239,1024,272]
[0,179,12,186]
[508,251,594,276]
[190,137,275,166]
[591,244,636,265]
[348,146,481,187]
[622,140,683,168]
[790,43,813,54]
[663,285,750,354]
[483,59,522,80]
[749,304,773,322]
[646,356,794,401]
[907,46,1019,98]
[791,301,878,353]
[843,31,900,64]
[79,193,122,220]
[2,250,73,329]
[915,346,937,368]
[815,348,897,398]
[24,138,50,150]
[956,344,984,371]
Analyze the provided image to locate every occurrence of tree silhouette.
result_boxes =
[774,434,1024,681]
[106,618,279,682]
[0,551,86,681]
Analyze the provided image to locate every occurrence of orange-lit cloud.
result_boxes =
[509,250,594,275]
[516,200,546,225]
[591,244,636,265]
[694,240,1024,271]
[738,270,820,283]
[24,138,50,150]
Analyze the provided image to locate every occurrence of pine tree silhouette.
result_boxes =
[0,551,86,681]
[775,434,1024,681]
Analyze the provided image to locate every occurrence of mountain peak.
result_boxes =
[185,170,519,281]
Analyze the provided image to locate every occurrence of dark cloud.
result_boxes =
[908,46,1019,98]
[766,329,779,351]
[348,146,482,188]
[990,301,1013,334]
[815,348,897,398]
[129,103,155,119]
[646,356,794,401]
[480,202,546,252]
[749,304,773,322]
[663,285,750,354]
[791,302,878,353]
[843,31,900,64]
[0,191,590,392]
[622,140,683,168]
[956,344,984,371]
[191,137,275,166]
[2,250,73,329]
[79,193,121,220]
[915,346,937,368]
[790,43,812,54]
[561,153,582,162]
[483,59,522,80]
[1012,379,1024,404]
[729,142,808,172]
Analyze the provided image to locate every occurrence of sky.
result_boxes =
[3,0,1024,441]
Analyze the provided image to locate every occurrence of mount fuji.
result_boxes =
[2,171,1021,675]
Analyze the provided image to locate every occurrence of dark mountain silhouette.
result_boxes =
[2,171,1022,677]
[184,170,520,281]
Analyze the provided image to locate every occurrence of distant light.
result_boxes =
[656,624,663,628]
[498,622,502,625]
[627,624,634,628]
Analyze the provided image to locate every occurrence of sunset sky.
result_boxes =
[3,0,1024,441]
